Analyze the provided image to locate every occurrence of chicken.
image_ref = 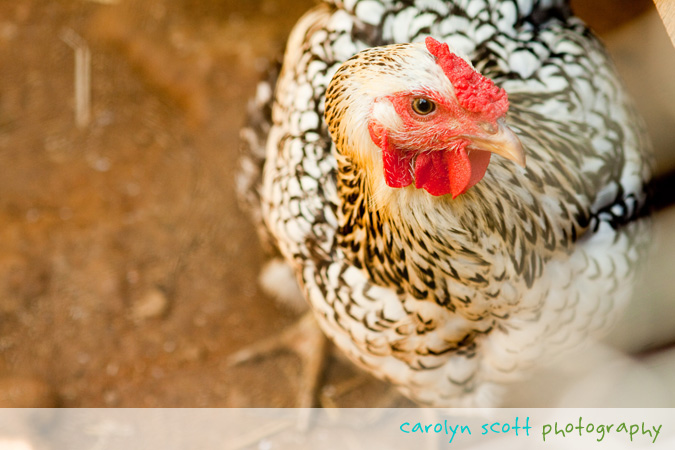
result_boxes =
[237,0,652,407]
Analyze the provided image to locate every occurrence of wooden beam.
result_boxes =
[654,0,675,47]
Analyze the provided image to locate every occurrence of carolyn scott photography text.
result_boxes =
[399,416,663,445]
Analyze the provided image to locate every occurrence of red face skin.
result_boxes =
[367,37,510,198]
[368,90,496,198]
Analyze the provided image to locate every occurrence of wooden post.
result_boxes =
[653,0,675,47]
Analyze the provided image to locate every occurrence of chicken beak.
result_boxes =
[470,119,526,168]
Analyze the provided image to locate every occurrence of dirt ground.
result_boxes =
[0,0,672,409]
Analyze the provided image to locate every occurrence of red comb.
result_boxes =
[425,37,509,121]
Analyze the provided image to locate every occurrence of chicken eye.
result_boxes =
[411,98,436,116]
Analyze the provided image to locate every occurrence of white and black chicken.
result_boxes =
[237,0,652,407]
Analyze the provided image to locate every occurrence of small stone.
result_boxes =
[162,340,176,353]
[0,376,57,407]
[131,288,168,321]
[178,344,205,363]
[103,390,120,406]
[126,269,140,284]
[105,362,119,376]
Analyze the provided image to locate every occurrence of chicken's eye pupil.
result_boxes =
[412,98,436,115]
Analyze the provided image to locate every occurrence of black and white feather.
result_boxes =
[238,0,651,407]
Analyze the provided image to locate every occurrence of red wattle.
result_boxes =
[370,120,491,197]
[382,145,414,188]
[414,151,451,196]
[445,146,473,198]
[413,144,492,198]
[370,121,414,188]
[465,149,491,192]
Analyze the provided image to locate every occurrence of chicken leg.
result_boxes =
[228,311,328,410]
[227,259,329,428]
